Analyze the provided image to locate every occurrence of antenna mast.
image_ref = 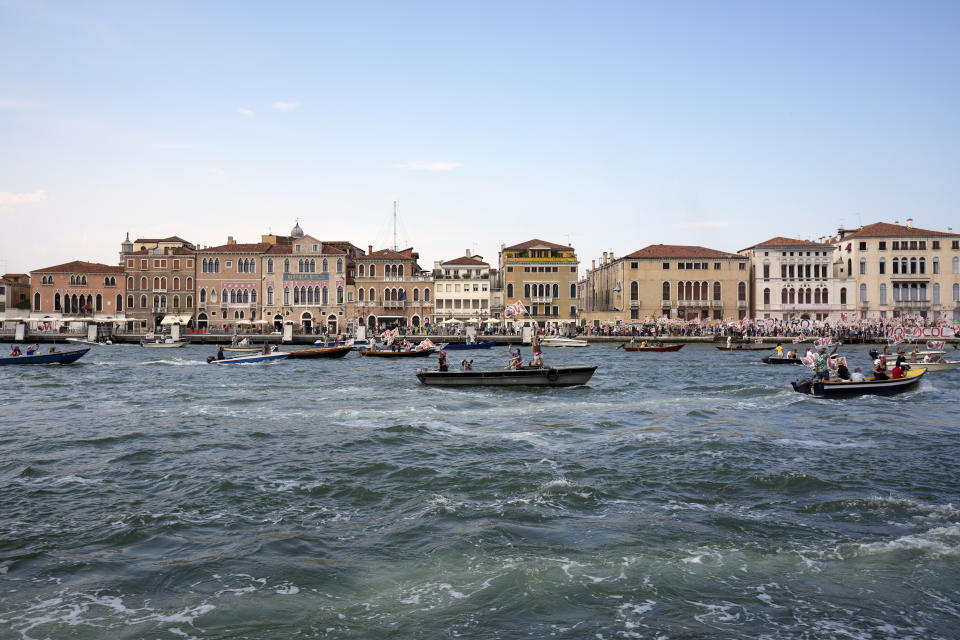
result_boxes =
[393,201,398,251]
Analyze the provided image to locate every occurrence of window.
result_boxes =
[507,283,513,298]
[859,283,867,303]
[763,288,770,305]
[879,241,886,250]
[337,258,343,272]
[713,282,721,300]
[879,283,887,305]
[955,283,960,302]
[934,283,940,304]
[714,263,721,270]
[859,258,866,275]
[737,282,746,301]
[763,264,769,279]
[662,263,670,270]
[879,258,885,274]
[859,242,867,250]
[893,241,900,250]
[919,258,926,274]
[933,257,940,274]
[524,284,530,297]
[662,281,670,300]
[840,287,847,304]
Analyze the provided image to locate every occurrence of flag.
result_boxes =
[793,334,808,344]
[398,290,406,301]
[505,300,527,316]
[828,355,846,371]
[814,337,833,348]
[801,353,816,369]
[927,341,945,350]
[420,338,436,349]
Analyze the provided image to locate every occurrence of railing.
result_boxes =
[677,300,710,308]
[531,296,554,303]
[383,300,405,308]
[661,299,671,306]
[894,299,929,308]
[737,300,747,308]
[630,300,640,307]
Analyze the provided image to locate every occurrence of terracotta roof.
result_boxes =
[198,242,272,253]
[841,222,957,239]
[134,235,192,244]
[128,247,195,256]
[32,260,125,274]
[741,236,829,250]
[367,248,417,260]
[625,244,746,260]
[503,238,572,251]
[3,273,27,278]
[263,243,344,255]
[442,255,489,266]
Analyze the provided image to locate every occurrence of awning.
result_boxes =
[160,314,192,325]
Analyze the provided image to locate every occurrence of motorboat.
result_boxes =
[285,345,353,359]
[622,343,684,352]
[208,352,289,365]
[761,355,804,364]
[140,335,187,348]
[66,337,113,346]
[716,344,770,351]
[0,347,90,365]
[416,365,597,387]
[791,368,926,397]
[314,338,368,348]
[442,341,497,350]
[360,348,435,358]
[869,349,959,372]
[538,337,588,348]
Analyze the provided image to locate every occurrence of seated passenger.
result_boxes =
[890,364,904,379]
[850,367,866,382]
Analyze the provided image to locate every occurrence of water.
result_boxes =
[1,343,959,639]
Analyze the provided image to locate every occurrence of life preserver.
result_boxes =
[546,368,560,382]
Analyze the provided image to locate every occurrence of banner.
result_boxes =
[814,337,833,348]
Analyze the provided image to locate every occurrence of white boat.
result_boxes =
[140,335,187,348]
[66,337,113,346]
[208,352,289,365]
[539,337,589,348]
[910,351,960,371]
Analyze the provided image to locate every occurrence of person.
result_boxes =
[726,336,732,348]
[217,346,225,360]
[787,348,798,359]
[835,359,850,381]
[26,344,38,355]
[891,362,904,379]
[873,357,888,380]
[640,340,647,349]
[531,333,543,368]
[507,349,522,370]
[465,359,473,370]
[461,359,468,371]
[813,343,838,381]
[48,346,57,353]
[262,342,271,354]
[437,350,448,372]
[775,344,784,358]
[10,345,22,356]
[895,354,910,372]
[850,367,866,382]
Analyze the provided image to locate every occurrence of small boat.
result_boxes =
[314,339,368,348]
[539,337,589,347]
[416,365,597,387]
[0,347,90,365]
[286,345,353,359]
[141,335,187,348]
[208,352,289,365]
[761,355,804,364]
[66,337,113,346]
[223,346,259,353]
[442,341,497,350]
[791,368,926,397]
[716,345,770,351]
[869,349,959,371]
[359,348,435,358]
[622,343,684,352]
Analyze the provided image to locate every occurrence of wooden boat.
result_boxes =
[622,343,684,352]
[285,345,353,359]
[539,337,588,347]
[314,339,368,348]
[761,355,804,364]
[208,352,289,365]
[791,368,925,397]
[716,345,770,351]
[416,365,597,387]
[869,349,960,371]
[360,348,435,358]
[0,347,90,365]
[441,341,497,350]
[140,336,187,348]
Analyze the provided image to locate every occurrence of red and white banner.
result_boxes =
[505,300,527,316]
[814,337,834,348]
[420,338,436,349]
[927,340,946,350]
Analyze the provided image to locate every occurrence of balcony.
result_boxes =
[383,300,405,309]
[894,299,929,308]
[531,296,554,303]
[712,300,722,309]
[677,300,710,308]
[630,300,640,307]
[661,299,671,306]
[738,301,747,308]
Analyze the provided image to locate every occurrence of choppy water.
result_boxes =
[1,343,959,639]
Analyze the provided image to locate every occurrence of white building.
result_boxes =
[433,251,492,323]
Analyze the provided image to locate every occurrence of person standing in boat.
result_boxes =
[813,343,839,381]
[437,350,448,372]
[774,344,784,358]
[873,357,888,380]
[531,333,543,368]
[217,346,226,360]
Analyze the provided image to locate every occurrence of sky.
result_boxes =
[1,0,959,275]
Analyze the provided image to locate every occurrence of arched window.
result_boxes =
[677,282,685,300]
[267,287,274,305]
[294,287,300,305]
[910,257,917,274]
[214,258,220,273]
[847,258,851,275]
[934,283,941,304]
[370,264,376,277]
[153,277,160,289]
[413,288,419,301]
[358,264,365,277]
[222,288,228,304]
[95,294,102,311]
[140,295,147,309]
[127,295,134,309]
[806,288,812,304]
[840,287,847,304]
[306,286,313,304]
[737,282,746,301]
[127,276,134,289]
[358,287,365,301]
[424,288,430,302]
[202,258,208,273]
[954,257,960,274]
[879,257,886,274]
[173,295,180,309]
[267,258,274,274]
[954,283,959,302]
[161,277,167,290]
[919,257,926,275]
[34,292,41,311]
[901,257,908,274]
[630,281,639,301]
[662,281,670,300]
[186,277,193,289]
[369,287,375,301]
[284,259,290,273]
[506,283,513,298]
[322,287,329,305]
[298,259,304,273]
[337,258,343,272]
[553,283,559,298]
[933,257,940,274]
[250,259,256,274]
[859,283,867,302]
[284,287,290,305]
[186,295,193,308]
[70,275,75,286]
[713,282,721,301]
[337,286,343,304]
[693,281,701,300]
[309,259,315,273]
[814,289,821,304]
[763,288,770,305]
[398,265,404,277]
[322,259,328,272]
[822,288,828,304]
[788,288,795,304]
[781,289,787,304]
[199,288,206,303]
[54,293,61,311]
[859,258,866,275]
[685,282,692,300]
[171,277,178,290]
[104,276,110,286]
[879,283,887,305]
[82,276,87,285]
[524,283,530,297]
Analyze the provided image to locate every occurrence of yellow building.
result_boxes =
[498,239,579,328]
[832,219,960,322]
[579,244,749,325]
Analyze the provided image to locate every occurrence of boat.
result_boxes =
[441,341,497,350]
[416,365,597,387]
[66,337,113,346]
[140,335,187,348]
[0,347,90,365]
[761,355,804,364]
[207,352,289,365]
[868,349,960,371]
[622,343,684,352]
[285,345,353,359]
[314,339,368,348]
[791,368,926,397]
[716,345,770,351]
[359,348,435,358]
[539,337,589,347]
[223,346,259,353]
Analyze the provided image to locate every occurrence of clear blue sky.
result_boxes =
[2,0,958,274]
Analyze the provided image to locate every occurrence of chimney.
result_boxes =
[906,218,913,228]
[949,227,953,233]
[591,259,596,271]
[227,236,235,245]
[368,245,373,255]
[602,251,607,265]
[465,249,471,257]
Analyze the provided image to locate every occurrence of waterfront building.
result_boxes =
[353,245,433,332]
[433,251,491,324]
[831,219,960,322]
[29,261,125,318]
[195,237,271,332]
[738,237,845,322]
[0,273,31,313]
[579,245,749,325]
[120,233,196,331]
[260,230,350,334]
[498,239,579,329]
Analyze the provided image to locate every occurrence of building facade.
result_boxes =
[832,220,960,322]
[499,239,579,328]
[30,261,125,317]
[120,233,196,330]
[0,273,30,313]
[579,245,749,324]
[352,246,433,331]
[738,237,845,322]
[433,251,491,323]
[195,239,270,331]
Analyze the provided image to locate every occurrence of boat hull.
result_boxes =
[539,339,588,347]
[762,356,803,364]
[623,344,684,352]
[0,348,90,365]
[416,365,597,387]
[286,346,353,359]
[209,353,289,365]
[442,342,496,350]
[791,369,925,397]
[360,349,435,358]
[716,345,770,351]
[141,341,187,348]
